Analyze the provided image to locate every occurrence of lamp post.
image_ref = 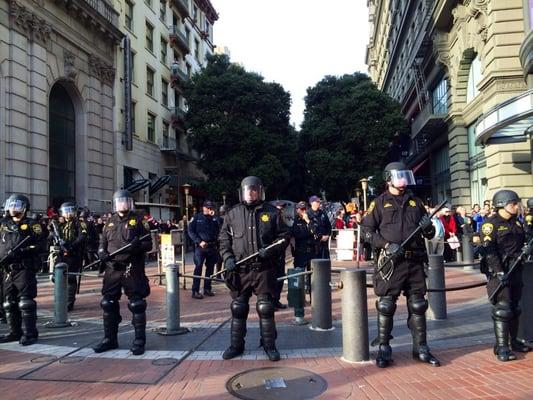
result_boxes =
[360,178,369,211]
[221,191,227,206]
[354,188,362,209]
[182,183,191,221]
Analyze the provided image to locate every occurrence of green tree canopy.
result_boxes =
[184,54,297,202]
[300,73,407,201]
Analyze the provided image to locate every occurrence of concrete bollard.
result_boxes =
[462,232,475,269]
[456,238,463,262]
[45,263,70,328]
[310,259,334,331]
[341,270,369,362]
[157,264,189,335]
[427,255,447,320]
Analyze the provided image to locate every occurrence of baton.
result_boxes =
[83,233,151,271]
[210,238,286,278]
[0,236,32,266]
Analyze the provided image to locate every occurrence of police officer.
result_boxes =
[0,194,45,345]
[480,190,530,362]
[188,200,220,299]
[362,162,439,368]
[219,176,288,361]
[307,195,331,259]
[291,201,319,269]
[57,202,88,311]
[93,190,152,356]
[524,199,533,243]
[79,209,99,267]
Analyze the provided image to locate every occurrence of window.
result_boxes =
[161,79,168,106]
[193,5,199,22]
[130,51,136,82]
[185,27,190,44]
[204,20,210,35]
[131,102,136,133]
[194,39,200,62]
[432,78,448,114]
[146,22,154,52]
[125,0,134,30]
[186,63,191,77]
[147,113,155,142]
[160,0,166,21]
[467,122,483,159]
[466,55,481,103]
[163,121,169,147]
[161,37,167,62]
[146,67,154,96]
[124,166,136,188]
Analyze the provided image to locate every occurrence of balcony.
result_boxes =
[171,107,186,128]
[410,101,447,137]
[158,136,177,152]
[170,65,189,89]
[169,26,190,54]
[72,0,122,42]
[171,0,190,18]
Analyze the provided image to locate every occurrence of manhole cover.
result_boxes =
[226,367,327,400]
[59,356,85,364]
[30,355,57,363]
[152,357,178,366]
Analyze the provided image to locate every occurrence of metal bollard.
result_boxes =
[310,259,334,331]
[427,255,447,320]
[45,263,71,328]
[462,232,474,269]
[341,270,369,362]
[157,264,189,335]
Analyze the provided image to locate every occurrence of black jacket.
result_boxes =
[0,217,46,270]
[188,212,220,246]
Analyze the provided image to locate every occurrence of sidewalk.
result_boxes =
[0,255,531,399]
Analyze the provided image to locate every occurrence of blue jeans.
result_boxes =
[192,247,218,293]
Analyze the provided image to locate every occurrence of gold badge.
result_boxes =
[32,224,42,234]
[107,222,114,227]
[483,236,491,241]
[409,200,417,207]
[383,203,392,208]
[261,214,269,222]
[20,224,28,230]
[128,219,137,226]
[481,223,493,236]
[367,201,375,214]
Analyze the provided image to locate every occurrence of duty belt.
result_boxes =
[243,261,263,272]
[403,250,427,260]
[111,261,129,271]
[4,263,26,273]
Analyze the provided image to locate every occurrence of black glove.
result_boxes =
[523,242,533,256]
[258,247,274,259]
[495,271,509,286]
[419,215,434,237]
[224,257,237,272]
[385,243,404,260]
[97,249,111,263]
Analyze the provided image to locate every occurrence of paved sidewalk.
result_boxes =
[0,256,532,399]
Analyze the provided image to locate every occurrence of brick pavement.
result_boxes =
[0,255,532,399]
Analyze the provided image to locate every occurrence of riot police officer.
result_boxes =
[0,194,45,345]
[93,190,152,356]
[219,176,288,361]
[79,209,99,267]
[481,190,530,362]
[57,202,87,311]
[188,200,220,299]
[307,195,331,259]
[362,162,439,368]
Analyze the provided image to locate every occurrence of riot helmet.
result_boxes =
[238,176,265,205]
[492,189,520,209]
[113,189,134,214]
[59,202,78,219]
[383,162,416,188]
[5,194,30,218]
[527,198,533,210]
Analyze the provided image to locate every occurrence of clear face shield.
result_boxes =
[239,184,265,204]
[113,197,134,213]
[6,199,27,217]
[389,169,416,188]
[59,205,77,219]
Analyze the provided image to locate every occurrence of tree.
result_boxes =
[184,54,297,202]
[300,73,407,201]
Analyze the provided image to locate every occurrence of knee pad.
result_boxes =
[100,298,119,313]
[376,296,396,316]
[128,298,147,314]
[256,297,275,319]
[407,295,428,316]
[230,299,249,319]
[18,296,36,312]
[492,301,513,321]
[3,300,17,312]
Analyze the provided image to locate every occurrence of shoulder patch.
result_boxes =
[20,224,28,231]
[128,219,137,227]
[261,214,270,222]
[526,215,533,223]
[481,223,494,236]
[367,201,375,214]
[409,200,417,207]
[32,224,42,235]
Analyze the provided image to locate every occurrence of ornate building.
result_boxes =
[367,0,532,207]
[0,0,122,212]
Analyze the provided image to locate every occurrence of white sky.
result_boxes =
[210,0,370,129]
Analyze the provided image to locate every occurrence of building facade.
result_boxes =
[367,0,533,207]
[0,0,122,212]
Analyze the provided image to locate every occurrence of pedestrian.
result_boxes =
[219,176,288,361]
[439,205,457,262]
[525,199,533,242]
[307,195,332,259]
[188,200,220,299]
[424,207,445,256]
[480,190,531,361]
[0,194,46,345]
[361,162,440,368]
[93,190,152,356]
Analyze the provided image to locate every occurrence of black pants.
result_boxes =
[192,247,218,293]
[274,257,286,302]
[102,264,150,301]
[373,258,426,298]
[4,268,37,301]
[229,267,276,300]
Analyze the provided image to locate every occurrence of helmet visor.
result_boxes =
[239,184,265,204]
[6,199,26,214]
[389,170,416,187]
[60,205,77,218]
[113,197,134,213]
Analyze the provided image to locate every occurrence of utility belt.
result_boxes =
[241,261,264,273]
[111,261,130,271]
[3,263,29,273]
[402,250,427,260]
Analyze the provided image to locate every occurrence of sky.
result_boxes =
[210,0,370,129]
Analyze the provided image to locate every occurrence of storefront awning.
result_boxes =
[475,89,533,146]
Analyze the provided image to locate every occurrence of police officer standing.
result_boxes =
[291,202,319,270]
[188,200,220,299]
[362,162,439,368]
[307,195,331,259]
[93,190,152,356]
[481,190,530,362]
[219,176,288,361]
[0,195,45,345]
[57,202,88,311]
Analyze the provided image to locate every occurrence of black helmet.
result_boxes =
[383,161,416,187]
[113,189,134,213]
[5,194,30,217]
[527,198,533,210]
[492,189,520,208]
[59,201,78,218]
[238,176,265,205]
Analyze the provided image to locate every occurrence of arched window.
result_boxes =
[466,55,481,103]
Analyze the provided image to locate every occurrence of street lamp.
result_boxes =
[182,183,191,221]
[360,178,369,211]
[354,188,362,209]
[221,191,227,206]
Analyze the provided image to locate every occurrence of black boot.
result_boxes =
[257,297,279,361]
[408,297,440,367]
[0,301,22,343]
[128,299,147,356]
[67,280,77,312]
[493,317,516,361]
[374,296,396,368]
[376,344,392,368]
[93,299,120,353]
[223,298,248,360]
[19,297,38,346]
[509,314,529,353]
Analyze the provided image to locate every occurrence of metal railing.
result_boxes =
[82,0,119,27]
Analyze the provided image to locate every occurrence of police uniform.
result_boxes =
[94,211,152,355]
[308,207,331,259]
[524,201,533,243]
[188,210,220,297]
[0,216,45,345]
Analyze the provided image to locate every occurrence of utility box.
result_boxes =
[287,267,306,324]
[170,229,183,246]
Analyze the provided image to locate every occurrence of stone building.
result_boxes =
[366,0,533,207]
[0,0,122,212]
